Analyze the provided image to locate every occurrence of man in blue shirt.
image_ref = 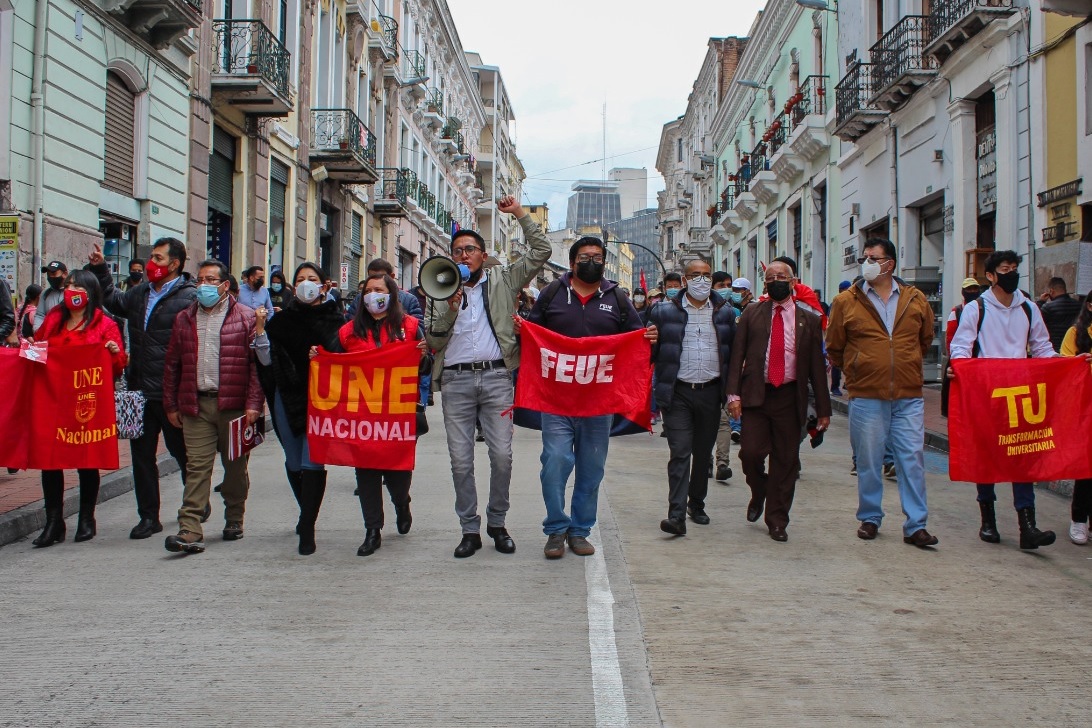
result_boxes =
[238,266,274,318]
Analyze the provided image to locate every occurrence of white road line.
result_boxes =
[586,525,629,727]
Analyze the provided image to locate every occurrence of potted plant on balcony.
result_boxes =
[706,205,718,219]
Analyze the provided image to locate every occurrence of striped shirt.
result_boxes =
[678,296,720,384]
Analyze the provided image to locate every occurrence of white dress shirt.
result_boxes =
[677,295,720,384]
[444,272,503,365]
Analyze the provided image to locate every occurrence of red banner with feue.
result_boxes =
[306,342,421,470]
[0,344,120,470]
[949,357,1092,483]
[515,321,653,430]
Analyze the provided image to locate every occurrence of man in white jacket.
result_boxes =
[949,250,1058,549]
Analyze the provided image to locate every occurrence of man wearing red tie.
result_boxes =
[726,260,831,542]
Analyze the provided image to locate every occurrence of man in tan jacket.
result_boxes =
[826,239,937,547]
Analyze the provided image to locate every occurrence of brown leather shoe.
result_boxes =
[857,522,878,540]
[768,525,788,542]
[904,529,939,547]
[567,535,595,556]
[543,533,566,559]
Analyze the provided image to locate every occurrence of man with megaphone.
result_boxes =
[424,195,552,558]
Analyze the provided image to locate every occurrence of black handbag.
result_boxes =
[415,405,429,436]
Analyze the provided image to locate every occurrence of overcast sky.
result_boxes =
[446,0,767,230]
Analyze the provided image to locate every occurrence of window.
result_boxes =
[790,204,802,265]
[269,158,289,271]
[103,71,136,196]
[767,219,778,262]
[676,138,682,163]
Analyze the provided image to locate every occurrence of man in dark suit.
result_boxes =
[726,261,831,542]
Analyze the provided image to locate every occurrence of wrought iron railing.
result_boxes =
[749,142,768,178]
[403,169,420,200]
[376,168,409,206]
[442,116,462,139]
[373,14,397,57]
[310,109,376,167]
[836,62,884,127]
[452,131,465,154]
[870,15,936,93]
[929,0,1013,41]
[212,19,291,99]
[403,49,426,80]
[719,183,736,210]
[766,113,788,156]
[730,163,750,198]
[424,88,443,114]
[789,75,828,129]
[436,201,449,230]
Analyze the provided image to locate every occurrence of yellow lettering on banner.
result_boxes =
[309,362,342,411]
[388,366,418,414]
[346,365,384,414]
[73,367,103,389]
[992,386,1029,428]
[1021,383,1046,425]
[991,383,1048,428]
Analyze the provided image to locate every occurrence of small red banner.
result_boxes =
[306,342,421,471]
[949,357,1092,483]
[0,344,120,470]
[515,321,653,430]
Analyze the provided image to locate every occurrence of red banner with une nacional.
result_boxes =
[949,357,1092,483]
[0,344,119,470]
[515,321,653,430]
[306,342,421,471]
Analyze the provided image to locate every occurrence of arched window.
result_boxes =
[103,71,135,196]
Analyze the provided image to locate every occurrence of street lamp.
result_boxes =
[795,0,836,10]
[604,235,669,281]
[735,79,764,89]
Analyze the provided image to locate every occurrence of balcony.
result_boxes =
[925,0,1015,65]
[477,143,494,170]
[212,20,292,116]
[423,88,444,130]
[310,109,378,184]
[688,227,713,256]
[366,14,398,62]
[765,113,804,184]
[834,62,889,142]
[374,168,409,218]
[869,16,937,112]
[786,75,831,162]
[102,0,201,49]
[441,118,462,153]
[733,191,759,220]
[747,144,778,206]
[386,48,427,94]
[722,210,743,235]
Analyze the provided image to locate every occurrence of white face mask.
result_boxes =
[296,280,322,304]
[861,259,883,282]
[633,295,646,304]
[687,276,712,301]
[363,291,391,315]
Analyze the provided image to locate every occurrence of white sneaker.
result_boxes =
[1069,521,1088,545]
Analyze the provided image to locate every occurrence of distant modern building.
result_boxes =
[609,168,649,219]
[609,207,661,290]
[566,180,621,231]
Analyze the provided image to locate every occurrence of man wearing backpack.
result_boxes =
[521,236,655,558]
[949,250,1059,549]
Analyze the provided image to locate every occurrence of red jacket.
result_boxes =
[338,314,421,352]
[163,298,264,417]
[35,308,128,378]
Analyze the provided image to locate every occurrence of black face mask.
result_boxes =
[766,280,792,302]
[254,278,265,289]
[575,261,605,285]
[129,271,143,282]
[994,271,1020,295]
[466,267,483,286]
[47,277,64,290]
[962,290,980,304]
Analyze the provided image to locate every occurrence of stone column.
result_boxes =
[947,99,977,311]
[991,67,1019,251]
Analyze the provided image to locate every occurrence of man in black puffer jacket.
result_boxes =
[649,258,736,536]
[90,237,197,539]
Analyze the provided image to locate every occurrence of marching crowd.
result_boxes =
[2,194,1091,559]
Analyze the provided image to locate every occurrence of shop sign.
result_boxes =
[0,216,18,292]
[976,130,997,214]
[1037,179,1082,207]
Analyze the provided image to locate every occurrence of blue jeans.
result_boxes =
[976,483,1035,510]
[419,371,432,407]
[849,397,928,536]
[273,391,323,472]
[539,414,612,537]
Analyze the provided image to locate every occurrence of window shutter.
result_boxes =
[103,73,135,196]
[208,126,236,216]
[269,159,289,221]
[350,212,362,255]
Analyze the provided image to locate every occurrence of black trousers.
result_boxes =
[355,468,411,530]
[663,383,722,520]
[41,469,99,512]
[129,399,188,521]
[740,383,803,530]
[1073,479,1092,522]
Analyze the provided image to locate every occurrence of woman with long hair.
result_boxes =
[16,283,43,343]
[1060,289,1092,545]
[260,262,344,555]
[267,270,292,312]
[326,273,429,556]
[31,270,127,546]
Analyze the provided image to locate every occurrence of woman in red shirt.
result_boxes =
[32,270,127,546]
[331,272,428,557]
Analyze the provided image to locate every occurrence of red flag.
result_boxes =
[307,341,421,470]
[640,270,648,293]
[0,344,120,470]
[515,321,653,430]
[949,357,1092,483]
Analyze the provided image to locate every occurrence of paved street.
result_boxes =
[1,405,1090,727]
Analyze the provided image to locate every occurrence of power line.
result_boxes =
[524,145,659,179]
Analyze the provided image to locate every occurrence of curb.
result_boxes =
[0,453,181,548]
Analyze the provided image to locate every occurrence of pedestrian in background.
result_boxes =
[14,283,42,343]
[90,238,196,540]
[238,265,274,319]
[31,270,127,546]
[1039,276,1081,352]
[661,272,683,302]
[522,236,653,559]
[632,287,650,325]
[33,260,67,330]
[121,259,144,291]
[1060,289,1092,545]
[711,270,739,481]
[329,272,429,557]
[162,259,263,554]
[0,278,19,346]
[261,262,344,555]
[268,270,292,312]
[727,261,830,542]
[650,258,736,536]
[950,250,1060,549]
[828,279,851,396]
[826,238,938,548]
[939,277,982,417]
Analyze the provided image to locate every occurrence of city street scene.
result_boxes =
[2,0,1092,725]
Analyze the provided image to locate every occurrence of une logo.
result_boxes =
[991,384,1046,429]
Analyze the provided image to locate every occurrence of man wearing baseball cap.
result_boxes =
[940,277,982,417]
[33,261,68,330]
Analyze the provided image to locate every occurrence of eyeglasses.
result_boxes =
[451,246,481,257]
[856,256,891,264]
[684,273,711,282]
[195,277,223,285]
[764,275,793,283]
[575,254,605,264]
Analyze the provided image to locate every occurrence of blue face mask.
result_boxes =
[665,287,681,299]
[715,288,731,301]
[728,291,744,306]
[196,284,224,308]
[271,283,283,293]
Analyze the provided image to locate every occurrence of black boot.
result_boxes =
[74,476,100,543]
[286,468,303,534]
[297,470,327,555]
[32,507,66,547]
[395,497,412,535]
[357,528,382,556]
[1018,506,1056,550]
[978,501,1000,543]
